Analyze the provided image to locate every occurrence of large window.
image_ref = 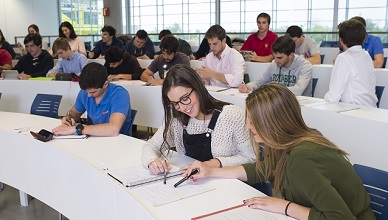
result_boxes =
[59,0,104,35]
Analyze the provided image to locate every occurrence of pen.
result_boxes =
[174,168,199,188]
[163,171,167,184]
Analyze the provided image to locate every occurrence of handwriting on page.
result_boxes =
[132,181,214,207]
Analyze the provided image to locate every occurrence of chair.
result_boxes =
[320,54,325,64]
[382,57,387,68]
[129,109,137,136]
[353,164,388,220]
[30,94,62,118]
[375,86,385,108]
[320,41,339,47]
[312,78,319,97]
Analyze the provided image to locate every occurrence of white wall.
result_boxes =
[0,0,59,44]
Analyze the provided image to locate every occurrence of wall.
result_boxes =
[0,0,59,44]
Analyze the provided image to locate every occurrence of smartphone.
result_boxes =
[30,129,54,142]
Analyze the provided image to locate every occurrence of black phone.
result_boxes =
[30,129,54,142]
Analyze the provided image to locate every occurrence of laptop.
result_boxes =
[2,70,19,80]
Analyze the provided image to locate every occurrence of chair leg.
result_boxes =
[58,213,63,220]
[0,182,4,190]
[19,191,29,206]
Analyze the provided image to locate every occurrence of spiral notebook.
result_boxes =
[107,165,185,187]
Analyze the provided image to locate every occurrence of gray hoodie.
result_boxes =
[247,54,313,96]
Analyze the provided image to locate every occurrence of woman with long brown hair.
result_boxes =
[185,83,374,220]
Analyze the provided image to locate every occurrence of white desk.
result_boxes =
[0,112,266,219]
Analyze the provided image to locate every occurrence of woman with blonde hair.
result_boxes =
[185,83,375,220]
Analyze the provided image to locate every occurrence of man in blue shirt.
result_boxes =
[88,25,124,59]
[351,16,384,68]
[52,62,133,136]
[47,37,88,77]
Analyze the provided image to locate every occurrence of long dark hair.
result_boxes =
[160,64,229,152]
[59,21,77,39]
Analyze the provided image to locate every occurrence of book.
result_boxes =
[107,165,185,187]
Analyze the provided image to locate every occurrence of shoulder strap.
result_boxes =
[208,109,222,130]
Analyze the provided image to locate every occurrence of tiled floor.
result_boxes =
[0,126,153,220]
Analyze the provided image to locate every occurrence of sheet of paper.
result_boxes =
[114,80,146,86]
[192,203,295,220]
[205,85,229,92]
[296,96,327,107]
[132,180,215,207]
[54,134,88,139]
[108,165,184,187]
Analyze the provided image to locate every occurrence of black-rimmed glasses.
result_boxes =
[169,89,194,109]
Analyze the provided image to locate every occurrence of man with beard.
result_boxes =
[240,12,278,63]
[196,25,245,88]
[239,36,312,96]
[88,25,124,59]
[140,35,190,85]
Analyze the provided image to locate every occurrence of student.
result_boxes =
[240,12,278,63]
[18,24,49,55]
[141,64,255,175]
[52,62,133,136]
[140,35,190,86]
[0,49,12,70]
[239,36,312,96]
[184,83,375,220]
[88,25,124,59]
[0,29,16,59]
[58,21,87,56]
[196,25,245,88]
[156,29,192,57]
[104,46,144,81]
[13,33,54,80]
[47,38,88,77]
[324,19,377,107]
[286,25,321,65]
[193,35,233,60]
[123,30,155,60]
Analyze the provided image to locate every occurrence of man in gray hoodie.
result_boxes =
[239,36,312,96]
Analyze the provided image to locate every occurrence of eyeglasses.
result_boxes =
[169,89,194,109]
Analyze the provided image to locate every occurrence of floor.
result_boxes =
[0,126,153,220]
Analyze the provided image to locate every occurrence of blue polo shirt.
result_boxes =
[74,83,132,135]
[363,34,384,60]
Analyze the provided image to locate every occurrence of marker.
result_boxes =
[174,168,199,188]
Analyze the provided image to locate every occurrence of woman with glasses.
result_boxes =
[183,83,374,220]
[141,64,255,174]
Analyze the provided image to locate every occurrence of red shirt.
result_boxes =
[241,30,278,56]
[0,49,12,66]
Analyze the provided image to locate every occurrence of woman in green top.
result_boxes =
[184,83,375,220]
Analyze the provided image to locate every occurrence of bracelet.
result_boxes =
[285,201,292,216]
[214,158,223,168]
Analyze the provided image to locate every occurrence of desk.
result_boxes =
[0,112,265,219]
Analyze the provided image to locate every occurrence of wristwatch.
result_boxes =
[75,123,84,135]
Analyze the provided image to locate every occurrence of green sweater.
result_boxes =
[242,142,375,220]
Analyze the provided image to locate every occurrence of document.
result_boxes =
[107,165,185,187]
[192,203,296,219]
[54,134,89,139]
[132,180,214,207]
[205,85,229,92]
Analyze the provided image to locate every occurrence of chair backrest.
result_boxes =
[252,181,273,196]
[320,54,325,64]
[312,78,319,97]
[128,109,137,136]
[354,164,388,220]
[383,57,387,68]
[320,41,339,47]
[30,94,62,118]
[375,86,385,108]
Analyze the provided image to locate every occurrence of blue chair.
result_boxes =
[375,86,385,108]
[312,78,319,97]
[129,109,137,136]
[252,181,273,196]
[353,164,388,220]
[320,41,339,47]
[30,94,62,118]
[320,54,325,64]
